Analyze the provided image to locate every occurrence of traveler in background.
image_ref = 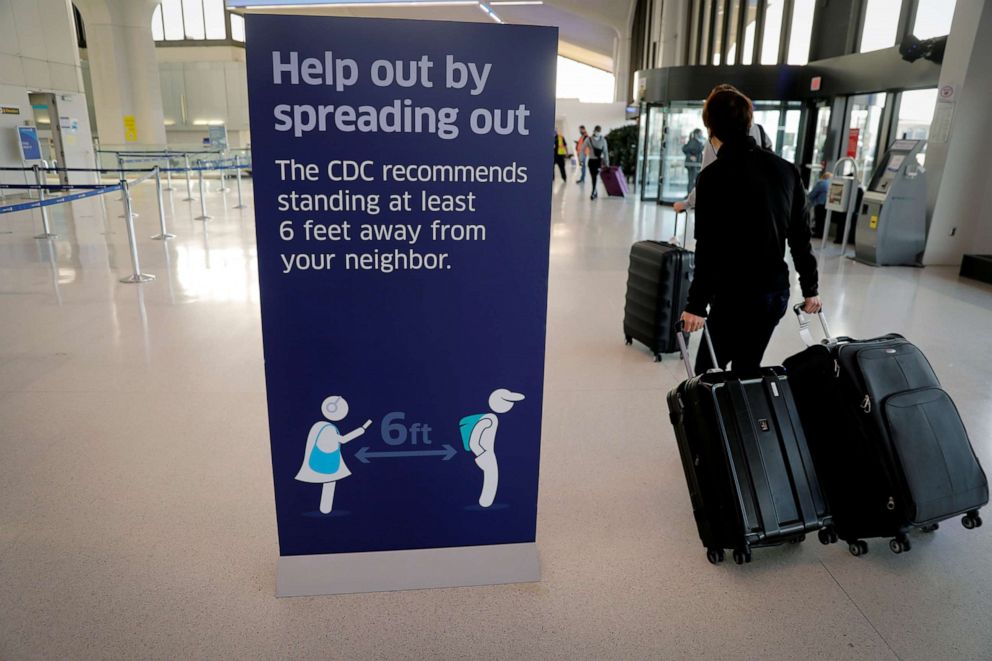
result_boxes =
[554,130,569,182]
[673,84,774,213]
[582,125,610,200]
[679,86,821,375]
[683,128,706,192]
[575,125,589,183]
[807,170,832,238]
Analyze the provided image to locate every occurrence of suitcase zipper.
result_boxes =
[834,360,840,378]
[861,394,871,413]
[886,496,895,511]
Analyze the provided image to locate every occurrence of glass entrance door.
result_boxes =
[640,105,665,201]
[806,103,832,181]
[659,103,705,203]
[846,93,886,186]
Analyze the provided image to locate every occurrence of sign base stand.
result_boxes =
[276,542,539,597]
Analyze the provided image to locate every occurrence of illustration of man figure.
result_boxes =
[459,388,524,508]
[296,395,372,514]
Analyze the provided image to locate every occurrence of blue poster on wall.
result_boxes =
[245,14,557,581]
[17,126,42,161]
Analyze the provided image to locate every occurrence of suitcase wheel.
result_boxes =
[920,523,939,533]
[818,527,839,545]
[848,540,869,557]
[706,548,725,565]
[624,335,633,346]
[889,537,911,554]
[732,548,752,565]
[654,353,662,363]
[788,534,806,545]
[962,511,983,529]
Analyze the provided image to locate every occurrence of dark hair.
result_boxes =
[594,125,602,132]
[579,125,586,130]
[702,85,753,143]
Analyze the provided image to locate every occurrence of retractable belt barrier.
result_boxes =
[1,155,251,281]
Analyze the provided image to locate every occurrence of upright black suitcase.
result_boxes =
[623,236,693,361]
[667,323,831,564]
[783,307,988,556]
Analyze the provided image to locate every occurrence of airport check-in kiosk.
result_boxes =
[855,139,928,266]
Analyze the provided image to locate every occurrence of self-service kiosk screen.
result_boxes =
[870,152,905,193]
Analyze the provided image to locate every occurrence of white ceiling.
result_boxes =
[234,1,637,72]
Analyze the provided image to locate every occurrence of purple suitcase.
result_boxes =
[600,166,628,197]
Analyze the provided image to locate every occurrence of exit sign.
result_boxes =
[810,76,822,92]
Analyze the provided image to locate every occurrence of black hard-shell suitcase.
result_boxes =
[623,217,693,361]
[783,307,988,556]
[667,323,831,564]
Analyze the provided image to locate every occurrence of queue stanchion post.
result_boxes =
[151,166,175,240]
[233,156,246,209]
[117,154,138,218]
[33,164,58,239]
[183,153,195,201]
[218,161,229,193]
[195,161,211,220]
[164,157,174,191]
[119,176,155,283]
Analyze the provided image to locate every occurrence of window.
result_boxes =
[913,0,956,39]
[860,0,900,53]
[725,0,741,64]
[555,57,614,103]
[688,0,701,64]
[231,14,245,42]
[151,5,164,41]
[700,0,713,65]
[740,0,758,65]
[894,88,938,164]
[760,0,784,64]
[204,0,226,39]
[712,0,725,65]
[787,0,815,65]
[152,1,244,42]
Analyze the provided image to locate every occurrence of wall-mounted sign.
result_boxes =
[123,115,138,142]
[208,124,228,150]
[847,128,860,158]
[810,76,822,92]
[17,126,42,161]
[246,14,556,596]
[1,106,20,115]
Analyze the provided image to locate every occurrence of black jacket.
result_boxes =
[684,137,818,317]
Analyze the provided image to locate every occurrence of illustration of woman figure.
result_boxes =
[296,395,372,514]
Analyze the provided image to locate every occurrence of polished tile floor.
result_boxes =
[1,171,991,660]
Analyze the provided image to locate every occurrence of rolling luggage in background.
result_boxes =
[667,323,831,565]
[623,237,693,361]
[783,307,988,556]
[600,165,628,197]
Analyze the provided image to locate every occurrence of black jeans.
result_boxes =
[588,158,602,192]
[554,155,567,181]
[694,289,790,376]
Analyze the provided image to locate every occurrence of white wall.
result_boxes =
[923,1,992,264]
[155,46,249,148]
[0,0,96,185]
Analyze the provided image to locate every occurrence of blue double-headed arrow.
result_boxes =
[355,444,457,464]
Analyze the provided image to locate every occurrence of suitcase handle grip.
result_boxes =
[793,304,833,347]
[675,319,719,379]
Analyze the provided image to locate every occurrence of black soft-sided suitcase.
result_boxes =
[783,307,988,556]
[623,235,693,361]
[667,324,831,564]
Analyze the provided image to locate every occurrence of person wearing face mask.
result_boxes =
[679,85,821,376]
[581,126,610,199]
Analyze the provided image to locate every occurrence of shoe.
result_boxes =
[590,191,598,199]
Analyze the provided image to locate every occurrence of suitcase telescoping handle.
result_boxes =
[675,319,719,379]
[675,209,691,247]
[793,304,833,348]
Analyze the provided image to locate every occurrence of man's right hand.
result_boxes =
[673,201,687,213]
[803,296,822,313]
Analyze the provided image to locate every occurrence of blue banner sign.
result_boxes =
[17,126,42,161]
[246,14,557,594]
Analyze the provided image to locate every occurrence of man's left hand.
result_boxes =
[680,311,705,332]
